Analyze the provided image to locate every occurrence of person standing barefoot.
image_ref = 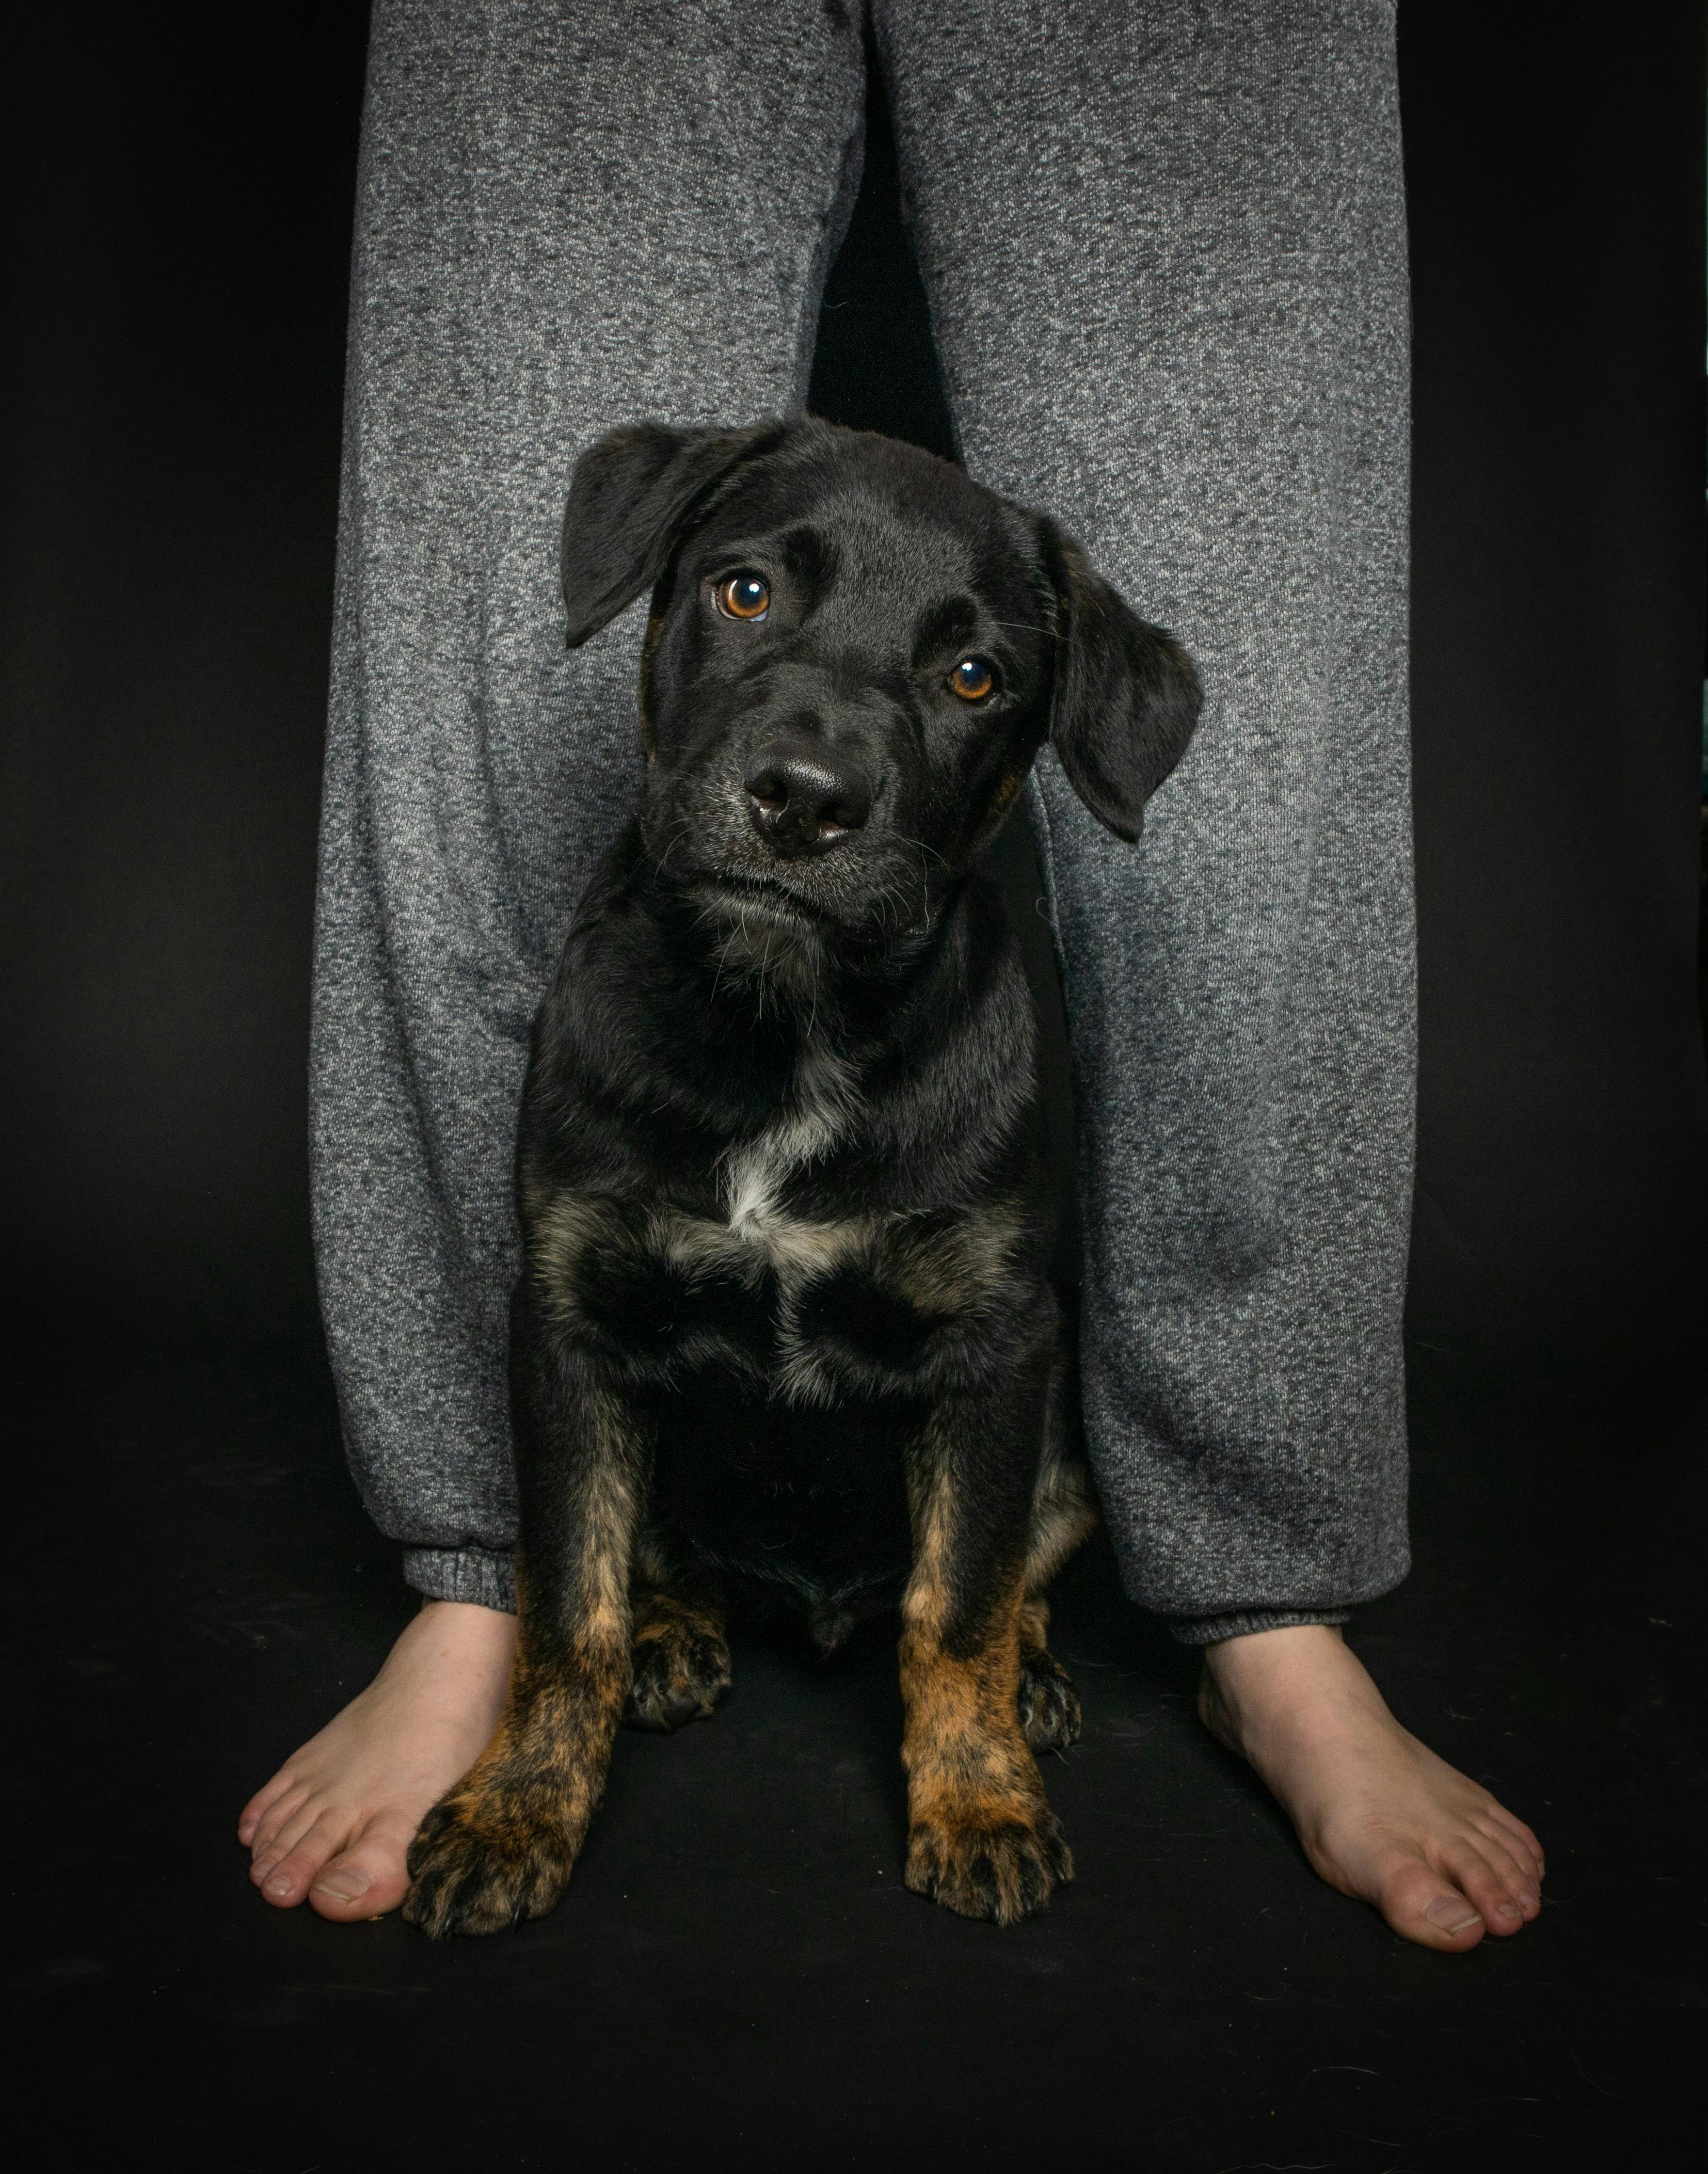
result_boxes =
[246,1,1544,1948]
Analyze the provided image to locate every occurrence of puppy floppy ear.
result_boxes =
[560,419,786,647]
[1039,520,1202,841]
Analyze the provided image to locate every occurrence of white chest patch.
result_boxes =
[720,1040,860,1267]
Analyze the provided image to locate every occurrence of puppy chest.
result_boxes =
[615,1209,928,1606]
[534,1188,1026,1395]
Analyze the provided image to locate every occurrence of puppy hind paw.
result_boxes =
[624,1623,732,1733]
[1017,1643,1081,1754]
[904,1804,1074,1926]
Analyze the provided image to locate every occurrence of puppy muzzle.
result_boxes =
[743,736,874,858]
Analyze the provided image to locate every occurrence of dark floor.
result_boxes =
[7,1342,1702,2172]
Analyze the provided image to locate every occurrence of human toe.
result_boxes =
[1382,1857,1486,1950]
[1439,1836,1536,1936]
[250,1795,323,1885]
[310,1811,417,1922]
[1474,1826,1542,1920]
[248,1783,312,1867]
[257,1809,354,1908]
[1487,1803,1545,1880]
[238,1769,298,1847]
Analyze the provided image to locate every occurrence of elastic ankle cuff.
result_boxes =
[402,1545,517,1612]
[1169,1606,1352,1649]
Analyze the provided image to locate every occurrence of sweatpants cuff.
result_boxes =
[1168,1606,1353,1649]
[402,1545,517,1612]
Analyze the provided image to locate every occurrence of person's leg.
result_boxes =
[241,0,866,1918]
[876,0,1542,1948]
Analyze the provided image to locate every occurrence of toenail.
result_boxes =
[263,1874,295,1899]
[313,1868,372,1903]
[1425,1896,1482,1933]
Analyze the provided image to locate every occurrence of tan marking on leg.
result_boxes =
[1018,1441,1093,1755]
[404,1389,643,1938]
[574,1429,642,1646]
[404,1618,630,1938]
[898,1459,1072,1926]
[1024,1450,1097,1596]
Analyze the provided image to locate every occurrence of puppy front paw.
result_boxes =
[403,1794,576,1939]
[904,1799,1074,1926]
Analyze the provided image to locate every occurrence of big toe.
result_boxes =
[309,1811,417,1923]
[1378,1855,1487,1952]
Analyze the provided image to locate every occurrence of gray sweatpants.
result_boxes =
[312,0,1414,1645]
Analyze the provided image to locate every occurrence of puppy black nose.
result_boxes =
[743,740,872,854]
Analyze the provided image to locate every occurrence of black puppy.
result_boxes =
[403,417,1200,1938]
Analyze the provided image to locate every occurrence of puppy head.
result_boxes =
[562,417,1200,939]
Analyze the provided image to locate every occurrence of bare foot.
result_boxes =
[1198,1623,1545,1953]
[238,1600,517,1922]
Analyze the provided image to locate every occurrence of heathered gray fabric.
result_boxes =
[313,0,1413,1641]
[880,0,1415,1639]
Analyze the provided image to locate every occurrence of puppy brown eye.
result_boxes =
[716,572,770,621]
[949,656,995,700]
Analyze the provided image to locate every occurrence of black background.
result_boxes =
[4,5,1705,2168]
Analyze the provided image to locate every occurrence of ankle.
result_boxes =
[1201,1624,1374,1743]
[378,1597,517,1688]
[409,1597,517,1643]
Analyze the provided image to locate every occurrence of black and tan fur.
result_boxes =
[404,417,1200,1937]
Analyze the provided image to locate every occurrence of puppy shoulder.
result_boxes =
[931,875,1037,1092]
